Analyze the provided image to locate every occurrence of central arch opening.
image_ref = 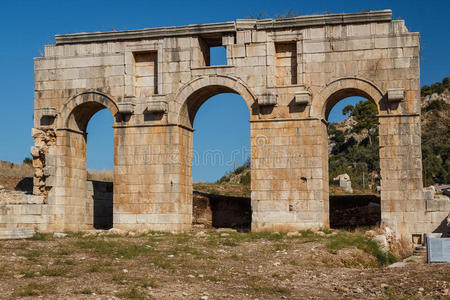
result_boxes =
[66,98,115,230]
[187,89,251,231]
[326,93,381,229]
[86,109,114,229]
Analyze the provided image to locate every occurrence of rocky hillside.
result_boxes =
[420,80,450,185]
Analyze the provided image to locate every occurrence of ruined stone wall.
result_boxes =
[10,10,443,237]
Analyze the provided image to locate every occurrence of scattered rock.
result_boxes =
[380,283,389,289]
[287,231,300,237]
[403,255,424,264]
[373,235,388,251]
[53,232,67,238]
[122,269,128,273]
[316,231,326,237]
[216,228,237,233]
[365,230,377,238]
[108,228,125,235]
[220,233,230,237]
[388,262,408,268]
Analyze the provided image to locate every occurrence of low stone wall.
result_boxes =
[423,187,450,235]
[0,180,113,231]
[193,192,251,231]
[0,187,49,230]
[0,227,35,239]
[86,180,113,229]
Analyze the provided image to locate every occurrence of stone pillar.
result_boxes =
[250,119,328,231]
[54,129,91,231]
[379,114,425,236]
[113,125,191,231]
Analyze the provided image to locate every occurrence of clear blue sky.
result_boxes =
[0,0,448,182]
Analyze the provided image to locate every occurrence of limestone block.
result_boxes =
[258,93,277,106]
[145,99,168,113]
[118,102,135,114]
[387,88,405,102]
[41,107,58,118]
[294,91,311,105]
[30,146,41,158]
[426,196,450,212]
[0,227,35,240]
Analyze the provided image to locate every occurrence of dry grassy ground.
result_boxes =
[0,230,448,300]
[193,183,251,198]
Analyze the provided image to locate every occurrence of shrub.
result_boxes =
[23,157,33,165]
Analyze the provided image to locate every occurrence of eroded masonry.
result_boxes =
[2,10,449,238]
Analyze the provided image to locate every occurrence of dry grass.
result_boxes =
[86,170,113,182]
[0,160,33,178]
[193,182,251,197]
[390,236,414,260]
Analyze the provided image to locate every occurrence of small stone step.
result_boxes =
[413,245,427,256]
[0,227,35,240]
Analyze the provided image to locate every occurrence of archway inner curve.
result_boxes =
[60,91,119,132]
[324,88,377,122]
[310,77,385,120]
[176,76,256,128]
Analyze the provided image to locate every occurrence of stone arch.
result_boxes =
[59,90,119,132]
[309,77,385,120]
[56,90,118,230]
[175,75,257,127]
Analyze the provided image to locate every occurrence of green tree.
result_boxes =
[350,100,378,133]
[342,105,354,116]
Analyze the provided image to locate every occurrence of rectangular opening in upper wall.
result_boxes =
[275,42,297,86]
[133,51,158,97]
[199,35,227,66]
[210,46,227,66]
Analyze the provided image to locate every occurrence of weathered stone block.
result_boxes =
[294,91,311,105]
[387,88,405,102]
[146,99,168,113]
[41,107,58,118]
[118,102,135,114]
[258,93,277,106]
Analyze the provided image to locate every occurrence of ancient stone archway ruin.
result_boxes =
[2,10,448,238]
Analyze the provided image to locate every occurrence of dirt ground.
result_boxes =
[0,229,448,300]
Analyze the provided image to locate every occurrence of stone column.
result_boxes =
[379,114,425,236]
[54,129,91,231]
[113,125,191,231]
[250,118,328,231]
